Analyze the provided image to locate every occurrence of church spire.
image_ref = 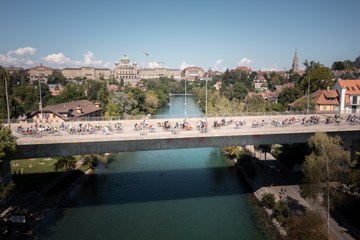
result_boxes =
[292,48,299,73]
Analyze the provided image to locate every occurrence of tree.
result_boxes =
[257,144,272,160]
[285,210,327,240]
[47,70,67,85]
[300,61,333,92]
[83,154,107,170]
[354,54,360,69]
[232,82,248,100]
[145,90,159,114]
[105,91,136,117]
[0,67,12,120]
[85,80,102,101]
[243,95,272,112]
[54,83,86,103]
[125,87,146,115]
[277,87,303,107]
[300,132,350,236]
[222,146,240,159]
[0,125,16,188]
[54,156,76,171]
[0,125,16,162]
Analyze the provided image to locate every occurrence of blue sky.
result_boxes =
[1,0,359,71]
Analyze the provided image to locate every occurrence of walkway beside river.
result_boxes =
[241,145,357,240]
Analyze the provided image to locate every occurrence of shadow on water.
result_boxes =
[62,165,251,208]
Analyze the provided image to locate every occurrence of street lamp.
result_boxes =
[39,79,43,118]
[205,78,208,121]
[4,75,11,127]
[184,78,187,117]
[307,77,310,114]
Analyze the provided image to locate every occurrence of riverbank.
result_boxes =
[236,145,358,240]
[234,154,286,238]
[0,154,112,239]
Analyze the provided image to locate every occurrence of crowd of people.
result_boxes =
[14,114,359,138]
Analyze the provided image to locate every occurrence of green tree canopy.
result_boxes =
[0,125,16,161]
[300,60,333,92]
[277,87,303,107]
[47,70,67,85]
[243,95,272,112]
[51,83,86,104]
[54,156,76,171]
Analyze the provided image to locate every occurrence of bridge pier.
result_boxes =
[0,160,12,186]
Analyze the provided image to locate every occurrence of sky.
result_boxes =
[1,0,359,72]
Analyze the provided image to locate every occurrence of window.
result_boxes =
[352,96,358,105]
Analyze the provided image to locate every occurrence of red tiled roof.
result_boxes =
[289,90,339,107]
[337,80,360,95]
[30,100,101,120]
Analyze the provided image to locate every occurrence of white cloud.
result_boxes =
[9,47,37,56]
[180,62,194,70]
[147,61,163,68]
[212,59,226,72]
[42,51,104,67]
[0,54,18,66]
[83,51,102,66]
[43,53,71,65]
[0,46,38,66]
[261,67,279,72]
[237,58,252,66]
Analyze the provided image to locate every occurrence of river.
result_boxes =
[36,96,268,240]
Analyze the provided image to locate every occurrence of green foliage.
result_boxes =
[285,210,327,240]
[54,156,76,171]
[0,67,11,120]
[85,80,103,101]
[125,87,146,115]
[51,83,86,104]
[222,146,240,159]
[83,154,107,170]
[277,87,303,107]
[0,125,16,161]
[261,193,276,208]
[267,71,287,90]
[48,69,67,85]
[300,60,333,92]
[8,69,29,85]
[300,132,350,202]
[244,95,273,112]
[145,90,159,114]
[232,82,248,100]
[273,201,290,224]
[0,181,16,198]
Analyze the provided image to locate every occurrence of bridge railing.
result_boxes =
[1,110,341,124]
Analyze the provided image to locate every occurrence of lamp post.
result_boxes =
[4,75,10,127]
[205,78,208,121]
[307,77,310,114]
[39,79,43,119]
[184,78,187,117]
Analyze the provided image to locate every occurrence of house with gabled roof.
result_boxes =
[29,99,102,123]
[288,89,339,112]
[334,79,360,113]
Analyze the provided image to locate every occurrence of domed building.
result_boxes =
[113,54,140,85]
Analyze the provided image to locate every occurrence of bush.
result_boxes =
[273,201,290,224]
[0,182,16,199]
[261,193,276,208]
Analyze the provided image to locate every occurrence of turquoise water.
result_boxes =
[36,96,267,240]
